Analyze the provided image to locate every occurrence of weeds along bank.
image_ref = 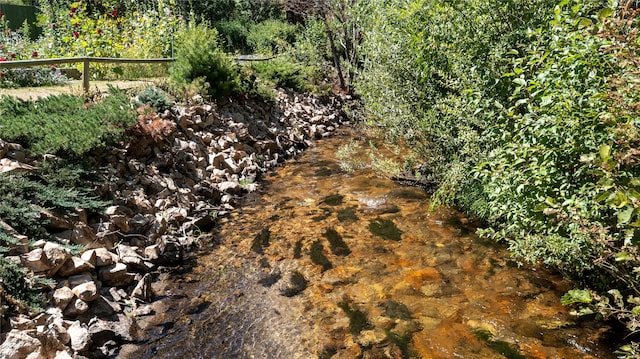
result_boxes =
[0,84,348,357]
[0,0,333,91]
[354,0,640,354]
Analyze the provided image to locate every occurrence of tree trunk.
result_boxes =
[321,13,346,90]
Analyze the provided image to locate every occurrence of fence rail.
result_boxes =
[0,57,175,93]
[0,54,276,93]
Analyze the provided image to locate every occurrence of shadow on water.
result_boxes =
[123,126,617,359]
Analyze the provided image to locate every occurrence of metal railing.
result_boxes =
[0,57,175,93]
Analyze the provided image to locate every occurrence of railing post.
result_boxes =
[82,58,90,93]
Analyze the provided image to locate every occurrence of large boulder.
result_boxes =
[0,329,41,359]
[67,321,91,352]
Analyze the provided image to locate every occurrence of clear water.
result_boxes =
[125,127,616,359]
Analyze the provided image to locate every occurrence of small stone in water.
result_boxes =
[379,300,412,320]
[280,270,308,297]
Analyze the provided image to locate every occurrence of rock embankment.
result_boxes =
[0,90,348,358]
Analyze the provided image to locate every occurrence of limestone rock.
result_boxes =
[131,273,154,302]
[22,248,49,273]
[92,248,118,267]
[52,287,75,311]
[67,273,94,288]
[79,250,97,267]
[88,314,135,346]
[64,298,89,317]
[72,281,99,302]
[43,242,71,276]
[67,321,91,352]
[57,256,94,277]
[0,329,41,359]
[98,263,134,287]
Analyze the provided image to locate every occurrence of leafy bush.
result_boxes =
[0,256,48,314]
[170,23,239,99]
[0,161,108,241]
[215,19,249,53]
[0,87,137,155]
[354,0,640,347]
[136,86,173,112]
[247,19,298,54]
[0,67,68,88]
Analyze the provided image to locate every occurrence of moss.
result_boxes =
[385,330,417,358]
[368,217,403,241]
[379,300,412,320]
[314,167,333,177]
[473,328,525,359]
[251,227,271,254]
[321,194,344,206]
[337,301,373,335]
[323,228,351,256]
[337,207,359,222]
[309,240,332,271]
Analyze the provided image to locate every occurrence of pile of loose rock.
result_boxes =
[0,90,348,358]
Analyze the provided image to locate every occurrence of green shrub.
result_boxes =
[170,23,240,99]
[0,88,136,156]
[215,20,249,53]
[0,161,109,241]
[0,256,48,314]
[136,86,173,112]
[247,19,298,54]
[0,68,69,89]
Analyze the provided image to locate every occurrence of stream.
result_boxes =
[122,126,616,359]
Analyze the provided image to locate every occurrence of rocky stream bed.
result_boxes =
[0,90,347,358]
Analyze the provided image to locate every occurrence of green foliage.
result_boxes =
[0,87,136,155]
[170,23,239,99]
[0,68,68,89]
[136,85,173,112]
[35,0,183,79]
[353,0,640,346]
[0,161,109,240]
[0,256,47,313]
[215,19,249,53]
[247,19,298,55]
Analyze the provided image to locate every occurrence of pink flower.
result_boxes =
[32,51,38,58]
[111,10,117,17]
[0,73,6,78]
[73,31,79,38]
[0,57,6,62]
[9,53,15,59]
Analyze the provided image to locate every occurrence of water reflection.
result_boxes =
[126,127,614,359]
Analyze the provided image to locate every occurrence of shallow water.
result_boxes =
[126,126,615,359]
